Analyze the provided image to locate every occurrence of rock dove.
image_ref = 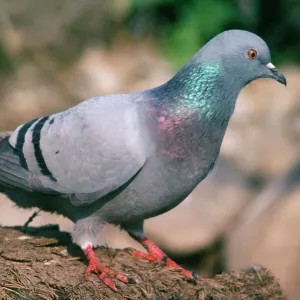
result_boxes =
[0,30,286,291]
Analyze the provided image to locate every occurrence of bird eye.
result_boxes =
[247,49,257,60]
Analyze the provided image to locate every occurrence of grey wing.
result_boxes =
[8,95,151,206]
[0,136,32,191]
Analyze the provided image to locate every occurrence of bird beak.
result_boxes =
[266,63,287,86]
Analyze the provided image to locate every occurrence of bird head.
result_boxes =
[196,30,286,88]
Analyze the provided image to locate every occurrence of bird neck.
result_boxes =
[150,62,240,124]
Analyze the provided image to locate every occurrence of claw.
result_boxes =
[128,237,199,282]
[116,284,124,292]
[127,277,137,284]
[83,245,136,292]
[99,272,119,292]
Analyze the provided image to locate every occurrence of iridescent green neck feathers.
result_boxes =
[160,62,236,121]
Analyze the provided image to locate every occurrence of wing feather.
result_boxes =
[7,95,151,206]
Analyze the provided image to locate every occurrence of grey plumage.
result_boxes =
[0,30,286,286]
[9,96,149,203]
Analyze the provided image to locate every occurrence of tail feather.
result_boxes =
[0,136,31,191]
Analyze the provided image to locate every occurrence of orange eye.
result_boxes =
[248,49,257,60]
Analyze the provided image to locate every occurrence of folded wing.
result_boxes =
[6,95,150,206]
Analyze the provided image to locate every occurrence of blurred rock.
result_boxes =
[0,0,130,48]
[223,68,300,176]
[62,43,172,100]
[227,186,300,299]
[0,64,75,129]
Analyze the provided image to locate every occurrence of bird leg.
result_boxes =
[128,237,199,280]
[84,245,135,292]
[22,209,41,230]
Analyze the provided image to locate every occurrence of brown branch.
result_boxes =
[0,226,285,299]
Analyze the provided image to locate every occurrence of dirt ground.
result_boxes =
[0,226,285,299]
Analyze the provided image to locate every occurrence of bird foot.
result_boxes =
[84,245,136,292]
[126,240,199,281]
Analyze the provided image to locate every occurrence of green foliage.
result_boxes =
[132,0,176,7]
[128,0,300,66]
[162,0,236,67]
[128,0,237,67]
[0,44,14,74]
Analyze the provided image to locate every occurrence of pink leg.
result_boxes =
[84,245,135,292]
[129,237,199,280]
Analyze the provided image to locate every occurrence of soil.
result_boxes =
[0,226,285,299]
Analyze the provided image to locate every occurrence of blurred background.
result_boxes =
[0,0,300,298]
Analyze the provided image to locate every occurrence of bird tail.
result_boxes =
[0,133,31,191]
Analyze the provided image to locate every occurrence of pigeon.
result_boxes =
[0,30,286,291]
